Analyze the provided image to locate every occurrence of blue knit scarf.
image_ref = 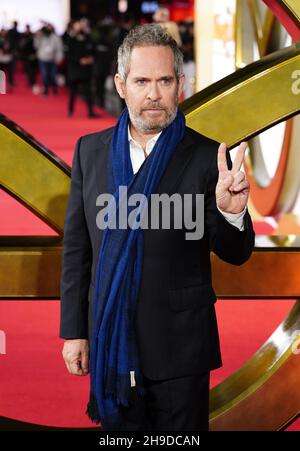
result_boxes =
[86,107,185,430]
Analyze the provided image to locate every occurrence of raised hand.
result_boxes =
[216,142,250,214]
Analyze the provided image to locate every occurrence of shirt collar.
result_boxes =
[127,125,162,147]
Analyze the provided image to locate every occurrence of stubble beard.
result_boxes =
[126,95,179,134]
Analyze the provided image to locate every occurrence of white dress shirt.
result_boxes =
[128,126,246,231]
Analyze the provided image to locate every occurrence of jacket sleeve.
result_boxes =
[204,145,255,265]
[59,137,93,339]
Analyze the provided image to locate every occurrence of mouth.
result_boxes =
[143,108,165,112]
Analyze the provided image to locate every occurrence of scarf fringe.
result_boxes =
[86,392,101,424]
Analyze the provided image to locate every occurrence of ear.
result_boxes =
[114,73,126,99]
[177,74,185,98]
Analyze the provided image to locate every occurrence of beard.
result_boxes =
[126,96,178,133]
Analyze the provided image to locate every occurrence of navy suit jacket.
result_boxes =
[59,126,255,380]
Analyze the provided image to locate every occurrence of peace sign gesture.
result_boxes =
[216,142,250,214]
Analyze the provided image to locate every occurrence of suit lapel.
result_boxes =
[93,126,196,197]
[93,129,112,197]
[154,128,196,194]
[92,131,113,254]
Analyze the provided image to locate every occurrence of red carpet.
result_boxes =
[0,300,93,428]
[0,299,296,428]
[0,73,298,430]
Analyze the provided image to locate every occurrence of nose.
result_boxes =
[146,82,161,102]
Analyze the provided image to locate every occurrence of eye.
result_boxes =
[160,78,172,86]
[136,79,146,86]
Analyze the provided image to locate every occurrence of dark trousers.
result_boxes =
[68,80,93,115]
[24,59,37,86]
[39,61,57,94]
[102,371,210,431]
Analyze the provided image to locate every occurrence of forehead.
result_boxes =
[127,45,175,78]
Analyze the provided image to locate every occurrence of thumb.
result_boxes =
[81,351,89,374]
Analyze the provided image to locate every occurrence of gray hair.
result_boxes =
[117,23,184,82]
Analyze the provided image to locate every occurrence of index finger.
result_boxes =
[217,142,228,172]
[232,141,248,174]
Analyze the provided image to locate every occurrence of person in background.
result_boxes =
[0,29,14,92]
[65,20,100,118]
[19,25,38,91]
[152,7,182,47]
[91,22,111,109]
[6,21,20,88]
[34,24,63,96]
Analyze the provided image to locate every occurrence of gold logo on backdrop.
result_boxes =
[183,0,300,431]
[236,0,300,218]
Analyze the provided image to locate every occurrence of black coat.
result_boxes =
[66,33,94,83]
[59,126,255,380]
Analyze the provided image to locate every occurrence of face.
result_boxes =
[73,21,83,34]
[114,46,185,134]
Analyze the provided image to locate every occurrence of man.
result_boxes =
[65,20,99,118]
[6,21,20,89]
[34,24,63,96]
[60,24,255,431]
